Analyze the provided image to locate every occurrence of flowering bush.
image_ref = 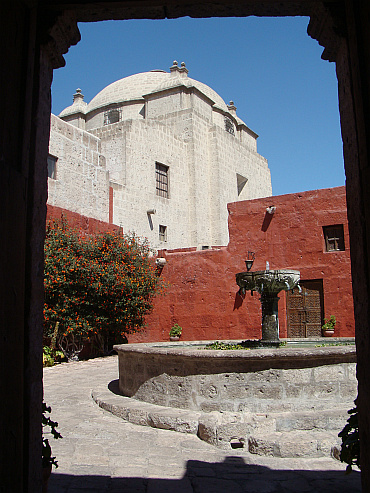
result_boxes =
[44,218,163,355]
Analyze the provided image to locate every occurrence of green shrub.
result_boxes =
[44,218,164,357]
[204,341,249,350]
[322,315,336,332]
[169,323,182,337]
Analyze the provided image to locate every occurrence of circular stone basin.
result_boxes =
[236,269,300,294]
[114,342,357,414]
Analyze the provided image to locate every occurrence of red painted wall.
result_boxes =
[130,187,354,342]
[47,204,119,235]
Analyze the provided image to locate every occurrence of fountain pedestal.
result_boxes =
[261,292,280,342]
[236,269,300,343]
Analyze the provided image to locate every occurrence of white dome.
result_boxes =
[84,69,229,114]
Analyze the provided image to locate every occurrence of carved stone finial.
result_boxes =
[170,60,181,76]
[227,100,237,113]
[179,61,189,77]
[73,88,84,102]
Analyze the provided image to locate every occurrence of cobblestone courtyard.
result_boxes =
[43,356,361,492]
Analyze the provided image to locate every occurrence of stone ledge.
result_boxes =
[114,342,356,369]
[92,386,201,435]
[248,430,341,459]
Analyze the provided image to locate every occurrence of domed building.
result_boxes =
[48,61,272,250]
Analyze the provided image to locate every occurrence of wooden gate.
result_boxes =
[286,280,324,337]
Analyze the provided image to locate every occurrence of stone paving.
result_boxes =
[43,356,362,492]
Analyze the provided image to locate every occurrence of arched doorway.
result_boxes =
[2,2,370,491]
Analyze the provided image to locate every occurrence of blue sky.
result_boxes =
[51,16,345,197]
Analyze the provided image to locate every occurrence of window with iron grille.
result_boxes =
[159,225,167,242]
[156,163,169,198]
[47,155,57,179]
[225,116,235,135]
[323,225,345,252]
[104,107,121,125]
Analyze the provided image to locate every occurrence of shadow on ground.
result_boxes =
[48,456,361,493]
[107,379,121,395]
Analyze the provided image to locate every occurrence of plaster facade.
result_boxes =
[49,62,272,250]
[132,186,354,343]
[48,115,110,221]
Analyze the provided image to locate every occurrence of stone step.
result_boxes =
[92,383,346,458]
[248,430,341,458]
[274,408,348,432]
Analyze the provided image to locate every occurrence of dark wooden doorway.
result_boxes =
[286,280,324,337]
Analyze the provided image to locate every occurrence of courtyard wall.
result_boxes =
[46,187,354,343]
[130,186,354,342]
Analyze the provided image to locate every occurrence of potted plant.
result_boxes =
[169,323,182,341]
[322,315,336,337]
[42,402,62,493]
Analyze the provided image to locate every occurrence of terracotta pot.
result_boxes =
[322,329,335,337]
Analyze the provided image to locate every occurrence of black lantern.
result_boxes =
[245,251,255,271]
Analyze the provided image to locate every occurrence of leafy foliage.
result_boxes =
[44,219,163,355]
[203,340,287,350]
[338,403,360,473]
[43,346,66,367]
[169,323,182,337]
[322,315,336,332]
[43,321,66,366]
[42,403,62,468]
[204,341,251,350]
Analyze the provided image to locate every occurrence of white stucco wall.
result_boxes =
[48,115,110,222]
[50,67,272,251]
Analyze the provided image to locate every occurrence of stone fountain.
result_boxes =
[236,264,300,344]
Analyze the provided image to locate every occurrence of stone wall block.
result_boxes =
[92,152,99,167]
[278,433,320,458]
[253,384,284,400]
[148,409,199,434]
[248,435,280,457]
[197,414,219,446]
[167,398,194,410]
[285,383,303,398]
[281,368,314,384]
[310,382,339,399]
[339,382,358,400]
[85,148,92,163]
[166,377,193,400]
[247,369,282,383]
[221,382,253,400]
[313,365,346,382]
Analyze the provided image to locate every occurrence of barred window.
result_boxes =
[225,116,235,135]
[159,225,167,242]
[156,163,169,198]
[47,155,57,179]
[323,225,345,252]
[104,108,121,125]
